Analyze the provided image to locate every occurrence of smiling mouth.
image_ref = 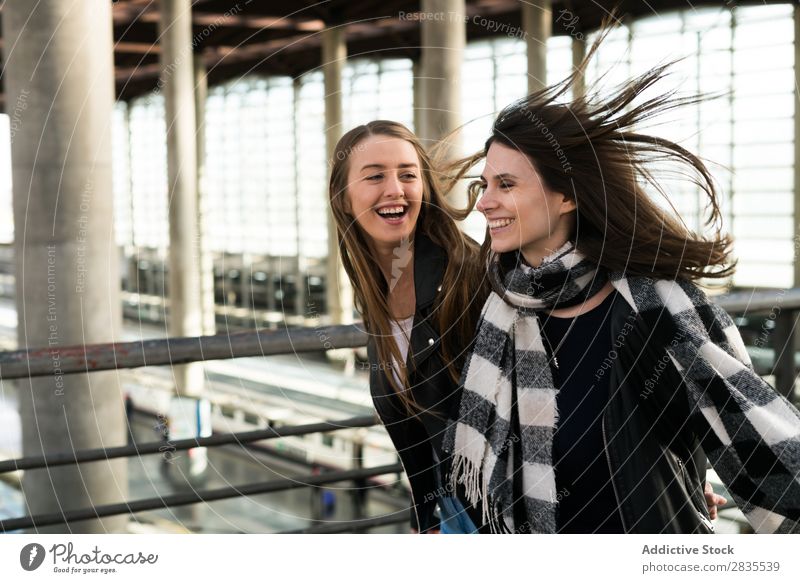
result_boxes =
[488,218,516,230]
[375,206,409,221]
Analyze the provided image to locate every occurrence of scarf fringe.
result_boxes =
[448,453,482,508]
[448,453,514,533]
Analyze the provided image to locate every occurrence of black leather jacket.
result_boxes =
[368,236,715,533]
[601,291,714,533]
[367,232,465,532]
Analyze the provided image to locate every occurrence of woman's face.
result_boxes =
[344,135,424,252]
[476,141,575,266]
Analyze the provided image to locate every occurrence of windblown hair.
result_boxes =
[329,120,489,416]
[446,23,736,282]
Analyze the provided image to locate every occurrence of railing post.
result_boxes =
[351,432,367,520]
[772,309,797,403]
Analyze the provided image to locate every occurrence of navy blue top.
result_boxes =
[540,289,626,533]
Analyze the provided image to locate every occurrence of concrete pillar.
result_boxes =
[292,78,306,321]
[522,0,552,94]
[2,0,127,532]
[412,60,425,136]
[159,0,204,395]
[420,0,465,155]
[791,6,800,361]
[194,55,216,336]
[571,36,587,98]
[292,78,305,323]
[322,26,353,327]
[794,5,800,289]
[124,106,140,294]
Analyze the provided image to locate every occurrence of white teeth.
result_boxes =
[377,206,406,215]
[489,218,515,229]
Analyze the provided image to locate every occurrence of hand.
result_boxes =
[410,527,441,534]
[704,481,728,520]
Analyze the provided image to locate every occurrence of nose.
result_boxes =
[476,187,496,214]
[384,172,404,198]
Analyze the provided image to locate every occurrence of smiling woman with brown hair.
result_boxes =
[442,30,800,534]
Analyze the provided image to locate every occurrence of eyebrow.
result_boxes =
[360,163,419,171]
[478,172,519,181]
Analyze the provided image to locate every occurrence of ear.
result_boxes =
[557,192,576,215]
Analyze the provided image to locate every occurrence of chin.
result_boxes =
[378,230,413,246]
[490,239,516,255]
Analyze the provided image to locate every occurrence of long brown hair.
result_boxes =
[447,23,736,283]
[329,120,488,416]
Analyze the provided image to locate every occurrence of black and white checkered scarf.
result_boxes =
[443,241,800,533]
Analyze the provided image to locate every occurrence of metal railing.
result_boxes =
[0,287,798,533]
[0,325,368,379]
[0,323,409,533]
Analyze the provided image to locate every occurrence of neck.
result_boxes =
[520,235,571,267]
[546,280,615,318]
[520,246,560,268]
[371,241,416,319]
[370,237,414,285]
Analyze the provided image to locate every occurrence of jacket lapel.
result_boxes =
[407,231,447,368]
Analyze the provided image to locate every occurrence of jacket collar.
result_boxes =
[413,230,447,310]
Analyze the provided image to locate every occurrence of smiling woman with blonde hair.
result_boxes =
[328,120,490,533]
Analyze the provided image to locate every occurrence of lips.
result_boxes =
[488,217,516,230]
[375,205,409,224]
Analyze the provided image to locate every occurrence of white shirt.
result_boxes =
[389,315,415,386]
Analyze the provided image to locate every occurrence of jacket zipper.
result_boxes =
[674,452,715,531]
[601,415,629,533]
[697,509,714,531]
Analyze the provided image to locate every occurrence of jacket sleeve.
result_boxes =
[671,303,800,533]
[396,413,440,533]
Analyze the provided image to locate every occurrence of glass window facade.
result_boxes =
[0,4,794,289]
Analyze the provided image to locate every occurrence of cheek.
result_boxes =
[410,184,424,204]
[520,196,553,223]
[345,188,371,218]
[412,193,424,214]
[341,182,356,214]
